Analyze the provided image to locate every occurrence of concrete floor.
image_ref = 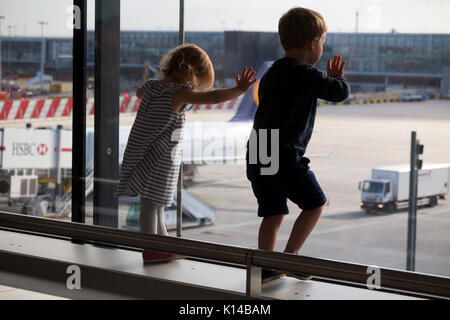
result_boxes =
[0,284,68,300]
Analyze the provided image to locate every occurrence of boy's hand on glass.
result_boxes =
[326,55,347,77]
[235,67,257,92]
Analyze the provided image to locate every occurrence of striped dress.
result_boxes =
[115,79,194,206]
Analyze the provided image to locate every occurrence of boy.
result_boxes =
[246,7,349,283]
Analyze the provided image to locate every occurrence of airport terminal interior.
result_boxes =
[0,0,449,301]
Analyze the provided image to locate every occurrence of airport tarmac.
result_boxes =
[176,100,450,277]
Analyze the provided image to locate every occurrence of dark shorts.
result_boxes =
[246,157,327,217]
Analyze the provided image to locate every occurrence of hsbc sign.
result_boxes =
[0,128,72,169]
[12,142,49,156]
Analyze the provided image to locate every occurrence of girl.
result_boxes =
[115,44,257,263]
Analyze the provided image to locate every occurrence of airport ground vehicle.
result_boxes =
[401,92,427,101]
[359,164,449,213]
[87,77,94,89]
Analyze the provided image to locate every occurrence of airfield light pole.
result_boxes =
[37,21,48,94]
[0,16,4,89]
[12,25,17,68]
[178,0,184,45]
[237,20,243,31]
[406,131,424,271]
[7,25,11,80]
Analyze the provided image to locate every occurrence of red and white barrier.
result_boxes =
[0,95,242,121]
[191,95,243,111]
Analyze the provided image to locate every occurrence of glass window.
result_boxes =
[388,35,395,46]
[2,0,448,284]
[363,181,383,193]
[406,36,413,47]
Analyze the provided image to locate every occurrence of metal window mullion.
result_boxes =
[407,131,418,271]
[176,163,183,237]
[246,251,261,298]
[93,0,120,228]
[72,0,87,224]
[176,0,184,237]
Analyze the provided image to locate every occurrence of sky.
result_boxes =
[1,0,450,38]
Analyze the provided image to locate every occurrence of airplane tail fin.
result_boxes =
[229,61,273,122]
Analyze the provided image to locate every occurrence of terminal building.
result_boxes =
[1,31,449,94]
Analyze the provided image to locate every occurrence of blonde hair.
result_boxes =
[160,43,215,89]
[278,7,327,51]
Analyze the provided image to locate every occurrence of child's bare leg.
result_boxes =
[258,214,285,251]
[140,197,167,236]
[140,197,158,235]
[156,206,169,236]
[284,205,324,254]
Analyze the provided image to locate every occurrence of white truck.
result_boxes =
[359,163,449,213]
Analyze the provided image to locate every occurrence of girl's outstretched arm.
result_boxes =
[172,67,257,112]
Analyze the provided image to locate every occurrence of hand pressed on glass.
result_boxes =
[326,55,347,77]
[235,66,258,92]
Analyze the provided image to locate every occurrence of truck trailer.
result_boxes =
[359,163,449,213]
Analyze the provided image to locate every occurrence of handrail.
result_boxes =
[0,211,449,299]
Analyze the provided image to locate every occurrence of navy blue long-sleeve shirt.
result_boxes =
[250,57,349,164]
